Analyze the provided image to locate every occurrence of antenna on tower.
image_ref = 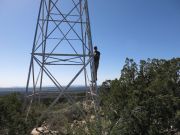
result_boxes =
[25,0,100,131]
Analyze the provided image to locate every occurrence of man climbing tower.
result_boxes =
[93,46,100,81]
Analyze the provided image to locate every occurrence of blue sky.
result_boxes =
[0,0,180,87]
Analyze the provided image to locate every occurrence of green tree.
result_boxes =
[100,58,180,135]
[0,93,28,134]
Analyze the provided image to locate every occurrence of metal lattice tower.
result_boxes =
[25,0,99,122]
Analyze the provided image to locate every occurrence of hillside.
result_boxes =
[0,58,179,135]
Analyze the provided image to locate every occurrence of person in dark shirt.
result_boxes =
[93,46,100,81]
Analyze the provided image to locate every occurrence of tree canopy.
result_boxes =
[100,58,180,135]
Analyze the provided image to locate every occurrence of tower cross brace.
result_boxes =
[25,0,99,122]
